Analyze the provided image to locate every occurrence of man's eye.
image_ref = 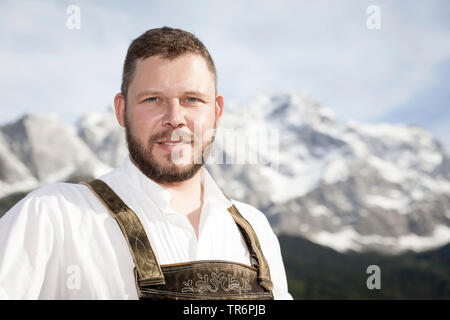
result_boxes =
[145,97,159,102]
[186,97,198,103]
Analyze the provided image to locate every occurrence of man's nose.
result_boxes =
[162,99,187,129]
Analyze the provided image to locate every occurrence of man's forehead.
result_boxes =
[131,54,215,97]
[135,53,209,73]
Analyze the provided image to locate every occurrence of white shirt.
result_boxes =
[0,155,292,300]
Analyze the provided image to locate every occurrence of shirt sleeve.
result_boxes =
[233,201,294,300]
[0,192,55,299]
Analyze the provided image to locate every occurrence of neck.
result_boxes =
[159,169,204,223]
[129,157,205,237]
[129,155,204,211]
[129,155,201,192]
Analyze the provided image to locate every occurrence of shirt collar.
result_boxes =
[120,155,232,214]
[201,165,233,210]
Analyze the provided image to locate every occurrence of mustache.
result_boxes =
[149,129,194,144]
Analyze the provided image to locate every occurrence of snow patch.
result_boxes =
[367,156,407,184]
[365,194,410,213]
[309,225,450,253]
[322,157,349,184]
[311,205,332,217]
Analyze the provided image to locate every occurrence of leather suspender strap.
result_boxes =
[82,179,273,292]
[227,204,273,292]
[81,179,165,286]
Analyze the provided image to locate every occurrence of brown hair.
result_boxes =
[121,26,217,101]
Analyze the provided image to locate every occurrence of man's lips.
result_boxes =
[156,140,191,145]
[155,139,192,152]
[156,135,193,144]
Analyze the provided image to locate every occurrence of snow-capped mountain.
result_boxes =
[210,90,450,253]
[77,110,128,168]
[0,114,111,197]
[0,132,38,197]
[1,91,449,254]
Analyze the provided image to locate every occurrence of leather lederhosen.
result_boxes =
[82,179,274,300]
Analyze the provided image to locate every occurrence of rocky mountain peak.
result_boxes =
[0,93,448,254]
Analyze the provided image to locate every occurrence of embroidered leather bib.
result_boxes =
[82,179,274,300]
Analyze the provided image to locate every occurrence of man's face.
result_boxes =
[115,53,224,184]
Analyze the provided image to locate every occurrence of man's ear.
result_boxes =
[114,93,126,128]
[214,94,224,127]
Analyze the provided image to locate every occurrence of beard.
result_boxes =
[125,116,216,184]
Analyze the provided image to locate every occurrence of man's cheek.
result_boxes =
[202,125,217,144]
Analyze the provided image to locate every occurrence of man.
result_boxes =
[0,27,292,300]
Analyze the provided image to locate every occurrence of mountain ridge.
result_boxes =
[1,91,449,254]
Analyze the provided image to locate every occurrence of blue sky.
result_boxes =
[0,0,449,148]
